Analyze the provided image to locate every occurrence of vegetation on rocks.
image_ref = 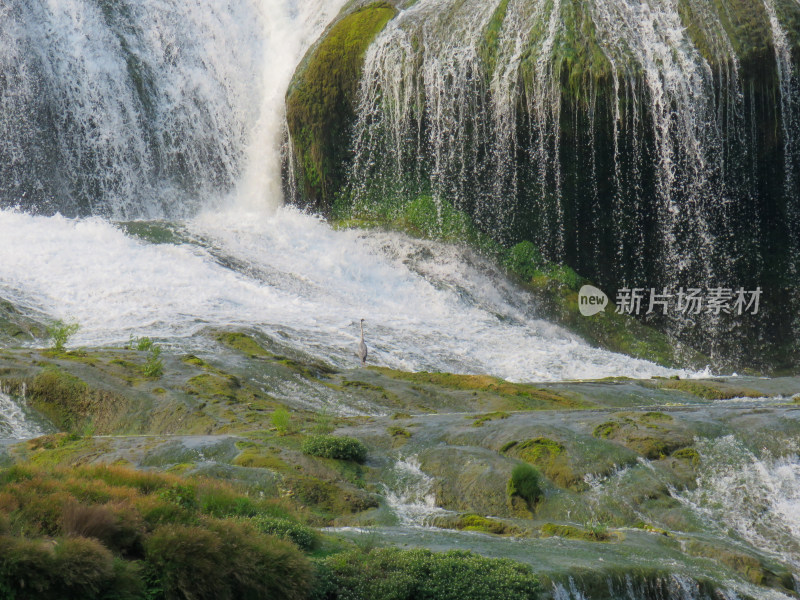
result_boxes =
[286,2,397,211]
[507,463,542,506]
[0,464,313,600]
[311,548,541,600]
[301,435,368,463]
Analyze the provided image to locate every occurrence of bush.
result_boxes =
[504,241,544,281]
[271,407,292,435]
[0,535,141,600]
[142,346,163,379]
[507,463,542,505]
[251,515,318,551]
[301,435,367,463]
[145,522,311,600]
[46,320,80,352]
[312,548,541,600]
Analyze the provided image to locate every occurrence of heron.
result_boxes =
[358,318,368,365]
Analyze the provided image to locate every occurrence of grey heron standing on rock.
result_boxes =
[358,319,368,365]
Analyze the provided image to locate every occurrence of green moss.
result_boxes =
[672,447,701,466]
[499,440,518,453]
[653,379,763,400]
[540,522,613,542]
[454,514,516,535]
[641,411,672,422]
[509,437,580,489]
[214,331,271,358]
[183,373,240,402]
[387,426,411,438]
[215,331,336,378]
[471,411,509,427]
[286,2,397,211]
[479,0,511,79]
[373,368,589,409]
[593,421,619,439]
[182,354,211,368]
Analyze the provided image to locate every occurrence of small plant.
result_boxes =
[136,336,154,351]
[142,345,164,378]
[271,407,292,435]
[46,320,80,352]
[507,463,542,505]
[311,409,334,434]
[301,435,367,463]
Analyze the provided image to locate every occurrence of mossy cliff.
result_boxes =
[286,0,800,373]
[286,1,398,212]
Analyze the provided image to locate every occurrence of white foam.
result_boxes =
[0,207,687,382]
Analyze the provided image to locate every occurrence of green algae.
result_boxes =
[372,368,589,409]
[286,2,397,211]
[387,426,411,438]
[471,411,510,427]
[651,378,763,400]
[540,522,615,543]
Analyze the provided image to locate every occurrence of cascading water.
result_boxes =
[383,456,450,526]
[674,435,800,572]
[342,0,800,368]
[0,390,45,440]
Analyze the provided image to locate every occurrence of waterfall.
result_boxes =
[343,0,800,366]
[0,0,344,218]
[0,391,45,440]
[674,435,800,572]
[383,456,450,526]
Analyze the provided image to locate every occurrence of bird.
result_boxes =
[358,318,368,366]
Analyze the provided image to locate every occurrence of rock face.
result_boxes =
[285,0,800,371]
[285,1,398,212]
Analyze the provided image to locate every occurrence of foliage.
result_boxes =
[0,464,314,600]
[142,345,163,379]
[135,337,154,352]
[312,547,541,600]
[507,463,542,505]
[540,522,612,542]
[271,407,292,435]
[286,2,397,210]
[46,320,80,352]
[503,242,545,281]
[301,435,367,463]
[145,521,311,600]
[250,515,319,551]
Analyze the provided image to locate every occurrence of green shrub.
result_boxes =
[46,320,80,352]
[312,548,540,600]
[504,241,544,280]
[507,463,542,505]
[271,407,292,435]
[301,435,367,463]
[251,515,318,551]
[145,522,311,600]
[142,346,163,379]
[135,337,154,352]
[402,195,475,241]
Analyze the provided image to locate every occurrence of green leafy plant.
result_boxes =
[271,407,292,435]
[507,463,542,505]
[301,435,367,463]
[46,320,80,352]
[142,346,163,379]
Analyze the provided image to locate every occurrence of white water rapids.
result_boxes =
[0,207,684,382]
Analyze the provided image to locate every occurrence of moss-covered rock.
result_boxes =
[286,2,397,211]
